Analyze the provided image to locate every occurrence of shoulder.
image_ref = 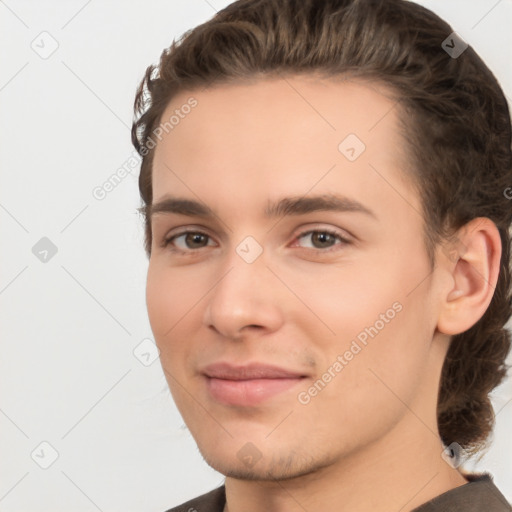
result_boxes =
[412,472,511,512]
[162,486,226,512]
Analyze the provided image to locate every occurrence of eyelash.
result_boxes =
[160,227,351,255]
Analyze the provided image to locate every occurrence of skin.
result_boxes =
[145,75,501,512]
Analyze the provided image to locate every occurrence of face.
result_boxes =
[146,76,447,480]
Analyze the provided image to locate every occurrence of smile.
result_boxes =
[201,362,308,406]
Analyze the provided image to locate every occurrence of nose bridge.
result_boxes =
[218,233,268,296]
[204,238,283,337]
[211,240,267,310]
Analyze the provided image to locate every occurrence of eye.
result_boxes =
[162,230,216,252]
[160,227,351,255]
[293,229,350,251]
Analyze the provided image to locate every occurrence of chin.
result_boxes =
[198,443,335,482]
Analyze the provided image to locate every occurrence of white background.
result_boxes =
[1,1,511,510]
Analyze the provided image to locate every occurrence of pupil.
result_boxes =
[187,233,206,247]
[313,232,333,248]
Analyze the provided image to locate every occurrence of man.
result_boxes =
[131,0,512,510]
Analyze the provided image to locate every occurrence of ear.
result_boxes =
[437,217,502,335]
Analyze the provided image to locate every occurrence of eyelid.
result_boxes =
[160,225,218,250]
[289,225,352,250]
[160,223,353,253]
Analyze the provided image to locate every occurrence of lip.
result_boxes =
[201,362,308,406]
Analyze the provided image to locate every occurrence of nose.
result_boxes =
[203,248,284,340]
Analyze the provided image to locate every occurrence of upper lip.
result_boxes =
[201,362,307,380]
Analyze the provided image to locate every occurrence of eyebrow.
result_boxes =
[147,193,376,221]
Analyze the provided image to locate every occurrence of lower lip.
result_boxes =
[205,377,304,406]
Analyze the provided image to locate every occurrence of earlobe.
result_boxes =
[437,217,501,336]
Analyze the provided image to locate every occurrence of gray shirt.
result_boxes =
[164,473,511,512]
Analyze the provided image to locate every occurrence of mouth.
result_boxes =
[201,362,308,406]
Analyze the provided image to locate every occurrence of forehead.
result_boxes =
[151,75,416,214]
[160,74,401,135]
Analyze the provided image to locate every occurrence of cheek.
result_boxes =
[146,264,173,339]
[146,264,200,409]
[308,243,431,339]
[281,259,401,343]
[145,263,195,362]
[146,261,203,335]
[293,249,433,390]
[318,279,432,410]
[297,302,431,448]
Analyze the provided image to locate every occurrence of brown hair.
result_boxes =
[131,0,512,459]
